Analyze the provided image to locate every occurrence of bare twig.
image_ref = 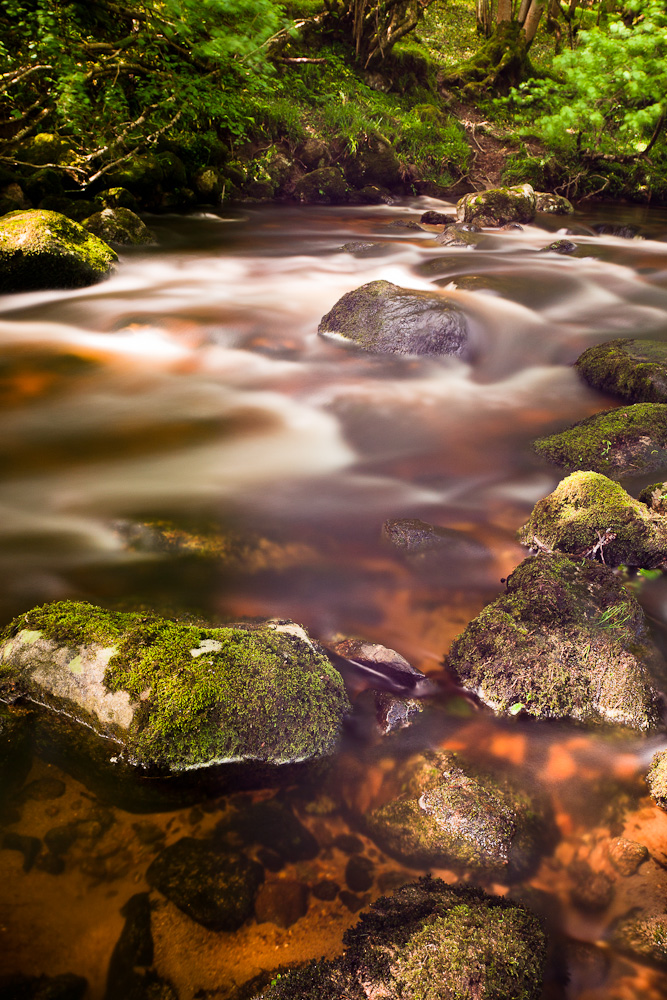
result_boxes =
[84,107,183,187]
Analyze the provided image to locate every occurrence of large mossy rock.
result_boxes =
[343,133,402,190]
[294,167,348,205]
[318,280,469,357]
[576,339,667,404]
[447,552,667,730]
[0,601,350,770]
[362,750,550,880]
[518,471,667,568]
[646,749,667,810]
[535,192,574,214]
[533,403,667,478]
[260,877,547,1000]
[82,207,155,246]
[611,913,667,968]
[0,210,116,292]
[456,184,537,226]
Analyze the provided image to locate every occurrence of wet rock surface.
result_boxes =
[254,880,309,928]
[535,192,574,214]
[82,207,155,246]
[382,517,490,570]
[448,552,667,730]
[259,877,547,1000]
[457,184,537,226]
[318,280,469,357]
[215,796,319,864]
[362,750,550,879]
[576,339,667,404]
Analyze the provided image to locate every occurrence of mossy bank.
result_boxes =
[0,601,350,771]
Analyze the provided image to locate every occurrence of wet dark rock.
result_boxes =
[0,704,33,809]
[0,600,350,771]
[1,831,41,871]
[534,403,667,479]
[333,832,364,854]
[0,973,88,1000]
[18,777,65,801]
[312,879,340,900]
[373,691,423,733]
[500,221,524,231]
[611,913,667,966]
[535,192,574,214]
[448,551,667,730]
[576,338,667,404]
[639,480,667,514]
[592,222,640,239]
[362,750,550,880]
[331,637,426,693]
[339,889,368,913]
[257,847,284,872]
[0,210,117,292]
[259,877,547,1000]
[96,187,139,212]
[146,836,264,932]
[105,892,177,1000]
[420,210,455,225]
[435,223,481,247]
[646,749,667,809]
[34,852,66,875]
[217,797,319,863]
[383,517,489,569]
[44,823,79,856]
[343,134,401,190]
[568,861,614,911]
[132,820,164,846]
[519,472,667,568]
[539,239,577,254]
[296,138,331,171]
[339,241,395,257]
[562,940,611,993]
[82,207,155,246]
[345,854,374,892]
[457,184,537,226]
[254,880,309,927]
[294,168,348,205]
[318,280,469,358]
[381,219,423,231]
[607,837,648,875]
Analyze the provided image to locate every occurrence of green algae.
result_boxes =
[0,601,350,770]
[575,339,667,404]
[0,210,116,292]
[533,403,667,478]
[447,552,665,730]
[518,471,667,569]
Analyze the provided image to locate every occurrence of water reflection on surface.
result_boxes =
[2,199,667,998]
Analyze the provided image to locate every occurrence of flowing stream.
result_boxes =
[3,200,667,999]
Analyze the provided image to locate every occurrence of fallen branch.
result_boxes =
[273,56,327,63]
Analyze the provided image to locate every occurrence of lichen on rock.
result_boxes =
[576,339,667,404]
[518,471,667,568]
[0,209,116,292]
[457,184,537,226]
[447,552,667,730]
[0,600,350,770]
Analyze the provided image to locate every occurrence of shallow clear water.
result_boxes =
[3,199,667,999]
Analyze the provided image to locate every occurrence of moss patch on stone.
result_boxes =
[447,552,666,730]
[646,749,667,810]
[82,207,155,246]
[0,210,116,292]
[611,914,667,967]
[456,184,536,226]
[534,403,667,478]
[575,339,667,403]
[518,471,667,568]
[0,601,350,770]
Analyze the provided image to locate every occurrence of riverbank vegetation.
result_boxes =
[0,0,665,207]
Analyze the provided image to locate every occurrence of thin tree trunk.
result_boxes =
[496,0,513,23]
[523,0,544,43]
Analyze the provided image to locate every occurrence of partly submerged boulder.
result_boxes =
[457,184,537,226]
[646,749,667,810]
[383,517,490,567]
[611,913,667,968]
[533,403,667,478]
[0,210,116,292]
[294,167,348,205]
[362,750,550,879]
[82,207,155,246]
[447,552,667,730]
[0,601,350,771]
[435,223,482,247]
[576,339,667,404]
[518,472,667,568]
[260,877,547,1000]
[535,192,574,214]
[318,280,469,357]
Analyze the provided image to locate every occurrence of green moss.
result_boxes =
[518,471,667,568]
[575,339,667,404]
[82,208,154,246]
[612,914,667,966]
[1,601,350,769]
[534,403,667,477]
[456,183,537,225]
[0,210,116,292]
[646,749,667,809]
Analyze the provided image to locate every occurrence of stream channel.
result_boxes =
[2,200,667,999]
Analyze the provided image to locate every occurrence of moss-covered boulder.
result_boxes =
[343,133,402,190]
[435,223,482,247]
[193,166,224,202]
[82,207,155,246]
[611,914,667,967]
[534,403,667,478]
[535,192,574,214]
[106,154,164,195]
[318,280,469,357]
[639,480,667,514]
[97,187,139,211]
[382,517,490,567]
[0,210,116,292]
[447,552,667,730]
[260,877,547,1000]
[0,601,350,771]
[457,184,537,226]
[362,750,550,879]
[294,167,348,205]
[646,749,667,810]
[518,471,667,568]
[576,339,667,404]
[16,133,75,166]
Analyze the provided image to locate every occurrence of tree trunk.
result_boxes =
[441,19,531,95]
[496,0,513,22]
[523,0,545,44]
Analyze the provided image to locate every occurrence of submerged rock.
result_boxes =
[646,749,667,810]
[105,892,176,1000]
[318,280,469,357]
[259,877,547,1000]
[362,750,549,879]
[447,552,666,730]
[0,601,350,771]
[518,472,667,568]
[215,796,319,863]
[576,339,667,404]
[82,207,155,246]
[147,836,264,931]
[539,239,577,255]
[420,210,455,225]
[0,974,88,1000]
[0,210,116,292]
[535,192,574,214]
[534,403,667,478]
[382,517,489,567]
[457,184,537,226]
[435,223,481,247]
[611,914,667,967]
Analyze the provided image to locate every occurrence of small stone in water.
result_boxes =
[1,831,41,872]
[35,852,66,875]
[257,847,284,872]
[345,854,374,892]
[568,862,614,911]
[539,239,577,254]
[254,880,309,928]
[339,889,369,913]
[311,879,340,901]
[333,833,364,855]
[607,837,649,875]
[18,778,66,802]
